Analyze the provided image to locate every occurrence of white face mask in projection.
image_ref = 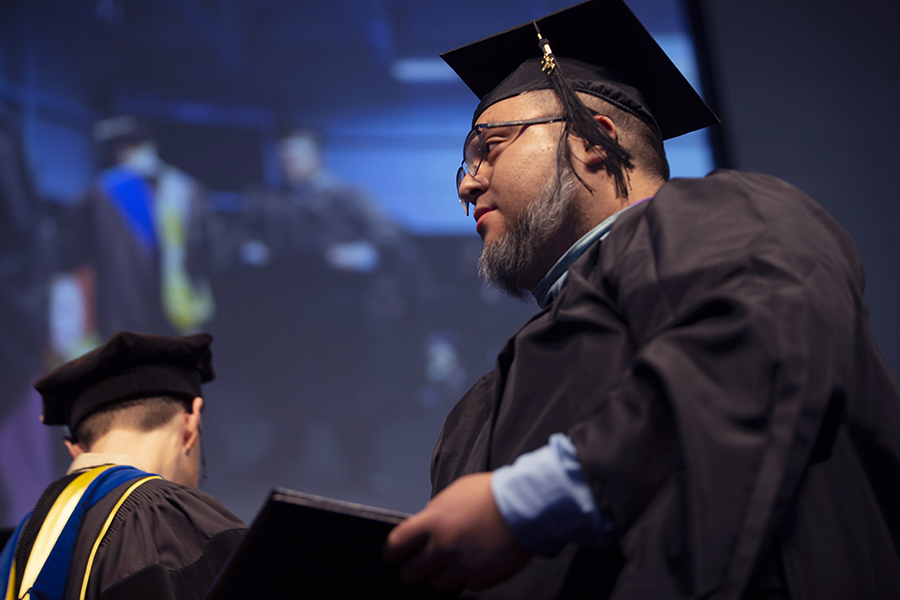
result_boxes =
[279,135,322,185]
[120,141,163,178]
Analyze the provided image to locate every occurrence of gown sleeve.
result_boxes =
[75,478,246,600]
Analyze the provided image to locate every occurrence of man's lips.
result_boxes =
[473,206,495,233]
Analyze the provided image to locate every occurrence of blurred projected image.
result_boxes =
[54,116,214,355]
[206,125,436,502]
[0,0,716,525]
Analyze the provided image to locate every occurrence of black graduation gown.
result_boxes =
[432,170,900,599]
[10,472,246,600]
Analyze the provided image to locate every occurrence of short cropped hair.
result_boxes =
[74,396,190,450]
[579,93,670,182]
[531,90,670,184]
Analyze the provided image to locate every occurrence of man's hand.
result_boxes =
[383,472,533,591]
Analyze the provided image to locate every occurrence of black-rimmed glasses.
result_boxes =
[456,116,565,216]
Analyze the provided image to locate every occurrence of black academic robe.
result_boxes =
[9,471,246,600]
[84,184,174,338]
[432,170,900,599]
[207,177,434,487]
[235,178,404,415]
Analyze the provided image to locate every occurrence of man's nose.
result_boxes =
[458,170,488,214]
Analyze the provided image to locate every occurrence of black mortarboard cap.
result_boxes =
[35,331,215,432]
[441,0,718,139]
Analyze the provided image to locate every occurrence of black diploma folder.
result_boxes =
[206,488,457,598]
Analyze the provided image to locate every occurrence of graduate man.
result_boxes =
[0,331,246,600]
[384,1,900,598]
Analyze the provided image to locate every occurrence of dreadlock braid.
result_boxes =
[534,21,634,198]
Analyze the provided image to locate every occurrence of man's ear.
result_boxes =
[63,437,86,459]
[573,114,618,167]
[183,396,204,452]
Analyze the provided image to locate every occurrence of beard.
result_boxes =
[478,162,579,299]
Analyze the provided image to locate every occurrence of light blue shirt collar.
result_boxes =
[532,199,649,308]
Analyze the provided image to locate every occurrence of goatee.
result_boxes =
[478,164,579,299]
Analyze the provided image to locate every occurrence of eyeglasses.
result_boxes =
[456,115,565,216]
